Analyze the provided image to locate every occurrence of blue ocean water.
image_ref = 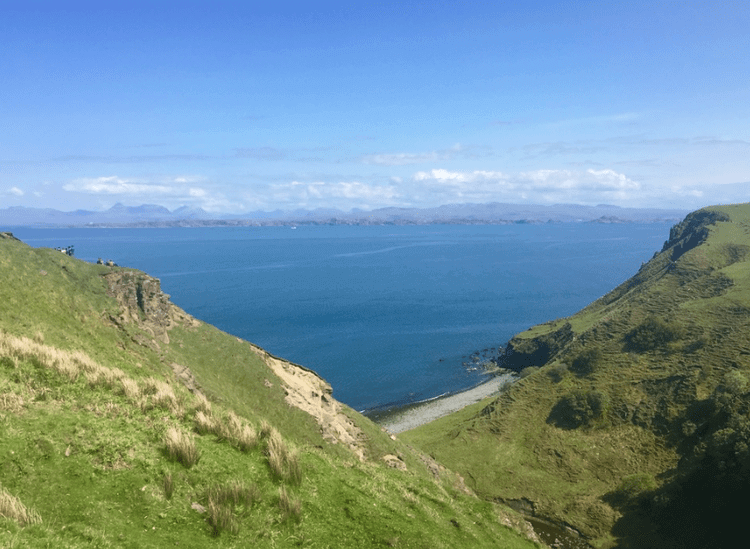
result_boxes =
[10,223,670,411]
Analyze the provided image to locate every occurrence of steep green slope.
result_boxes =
[402,204,750,548]
[0,233,538,549]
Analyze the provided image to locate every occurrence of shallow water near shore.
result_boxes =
[10,223,670,411]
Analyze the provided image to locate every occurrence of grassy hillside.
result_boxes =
[402,204,750,548]
[0,232,539,549]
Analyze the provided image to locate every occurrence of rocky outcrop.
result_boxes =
[661,209,730,261]
[103,271,198,345]
[501,322,574,372]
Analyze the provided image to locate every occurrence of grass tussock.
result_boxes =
[141,378,178,410]
[223,411,258,452]
[164,427,200,468]
[204,480,261,536]
[193,392,212,414]
[206,480,261,508]
[195,409,258,452]
[194,410,217,435]
[85,365,126,389]
[0,486,42,526]
[0,331,103,383]
[278,485,302,522]
[207,499,239,536]
[1,329,189,418]
[0,392,25,413]
[162,473,175,500]
[119,378,141,400]
[265,428,302,485]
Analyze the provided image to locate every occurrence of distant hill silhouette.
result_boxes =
[1,201,687,227]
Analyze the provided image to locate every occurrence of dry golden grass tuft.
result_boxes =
[222,411,257,452]
[143,379,179,414]
[0,392,25,413]
[194,410,217,435]
[193,392,212,414]
[119,378,140,400]
[0,330,123,388]
[85,365,127,389]
[235,422,258,453]
[259,419,273,439]
[0,486,42,526]
[0,330,194,419]
[265,428,302,485]
[164,426,200,468]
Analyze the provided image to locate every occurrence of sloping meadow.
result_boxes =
[402,204,750,548]
[0,233,538,548]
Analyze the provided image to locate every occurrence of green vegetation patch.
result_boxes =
[404,204,750,546]
[0,236,538,548]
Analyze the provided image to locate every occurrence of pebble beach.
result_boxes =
[377,372,517,434]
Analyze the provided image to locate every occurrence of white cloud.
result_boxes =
[61,175,236,213]
[64,176,176,195]
[413,169,506,183]
[1,186,24,197]
[268,180,400,209]
[409,168,641,205]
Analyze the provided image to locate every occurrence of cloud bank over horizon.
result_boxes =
[1,3,749,214]
[25,167,743,215]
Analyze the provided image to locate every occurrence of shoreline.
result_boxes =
[369,372,517,434]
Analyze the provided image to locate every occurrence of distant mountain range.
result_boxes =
[0,202,689,227]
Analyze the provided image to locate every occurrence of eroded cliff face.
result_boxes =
[247,345,368,460]
[103,271,197,345]
[102,269,368,459]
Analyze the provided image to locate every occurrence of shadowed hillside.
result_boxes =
[0,232,539,548]
[402,203,750,548]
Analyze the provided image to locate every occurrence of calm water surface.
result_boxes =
[11,223,670,411]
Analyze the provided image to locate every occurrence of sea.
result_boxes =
[9,223,671,412]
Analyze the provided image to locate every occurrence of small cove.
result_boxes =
[11,222,670,411]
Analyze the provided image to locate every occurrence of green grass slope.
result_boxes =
[402,204,750,548]
[0,233,539,549]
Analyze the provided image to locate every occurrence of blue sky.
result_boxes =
[2,0,749,213]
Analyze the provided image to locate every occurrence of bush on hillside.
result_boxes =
[546,362,568,383]
[569,348,602,376]
[548,389,609,429]
[624,316,685,353]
